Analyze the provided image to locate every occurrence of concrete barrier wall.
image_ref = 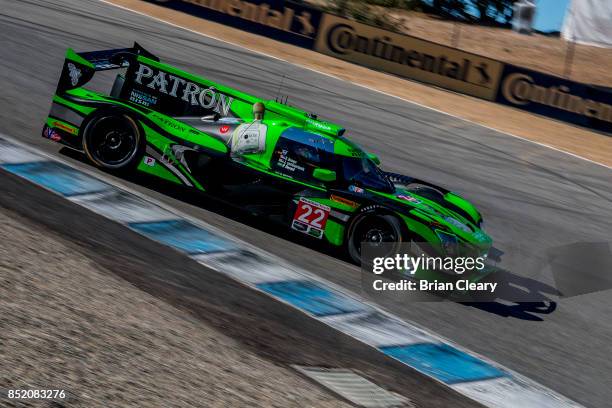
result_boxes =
[145,0,324,48]
[496,64,612,133]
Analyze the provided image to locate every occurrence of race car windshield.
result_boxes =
[342,157,394,193]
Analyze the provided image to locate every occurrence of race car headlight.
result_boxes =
[435,230,458,256]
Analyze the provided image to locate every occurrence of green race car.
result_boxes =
[42,44,494,269]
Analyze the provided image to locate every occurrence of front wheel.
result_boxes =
[347,214,405,265]
[82,113,143,170]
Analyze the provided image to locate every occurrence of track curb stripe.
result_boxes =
[0,135,582,408]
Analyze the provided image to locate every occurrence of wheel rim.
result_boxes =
[352,216,399,256]
[87,116,138,167]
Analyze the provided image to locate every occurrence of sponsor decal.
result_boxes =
[359,204,384,213]
[231,122,267,154]
[129,89,158,107]
[67,63,82,86]
[330,194,358,208]
[314,14,503,100]
[347,147,365,158]
[291,198,330,239]
[152,113,186,132]
[134,64,234,116]
[397,194,421,204]
[220,125,230,134]
[277,148,305,173]
[172,0,316,37]
[292,220,308,232]
[499,69,612,124]
[42,125,61,142]
[308,228,323,238]
[51,121,77,135]
[304,118,344,137]
[349,185,364,194]
[143,156,156,167]
[305,118,332,131]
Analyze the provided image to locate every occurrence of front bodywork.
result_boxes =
[43,44,494,275]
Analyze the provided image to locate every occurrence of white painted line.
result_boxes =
[193,252,304,284]
[69,190,177,223]
[452,376,580,408]
[0,139,45,163]
[319,311,433,347]
[99,0,612,171]
[293,366,413,408]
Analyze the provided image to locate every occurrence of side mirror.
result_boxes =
[313,168,336,183]
[367,153,381,165]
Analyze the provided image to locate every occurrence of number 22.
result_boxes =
[297,204,327,228]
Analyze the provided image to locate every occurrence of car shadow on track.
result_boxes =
[59,148,348,259]
[60,148,560,321]
[461,270,560,321]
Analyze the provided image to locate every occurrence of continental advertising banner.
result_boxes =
[146,0,322,48]
[497,64,612,133]
[314,14,503,100]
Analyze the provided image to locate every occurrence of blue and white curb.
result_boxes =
[0,135,581,408]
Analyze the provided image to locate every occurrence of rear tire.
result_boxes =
[347,213,405,265]
[83,113,143,171]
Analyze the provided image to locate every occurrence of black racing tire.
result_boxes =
[82,113,144,171]
[346,213,405,265]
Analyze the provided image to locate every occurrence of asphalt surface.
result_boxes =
[0,166,481,408]
[1,0,611,406]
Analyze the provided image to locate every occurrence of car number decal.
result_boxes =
[292,198,330,239]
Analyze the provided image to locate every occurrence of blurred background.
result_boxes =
[305,0,612,84]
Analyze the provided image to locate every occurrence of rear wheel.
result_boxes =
[347,214,404,265]
[83,113,143,170]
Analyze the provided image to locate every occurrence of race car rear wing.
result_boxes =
[78,43,158,71]
[55,43,346,136]
[57,43,158,92]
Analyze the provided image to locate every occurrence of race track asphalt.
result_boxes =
[1,0,611,406]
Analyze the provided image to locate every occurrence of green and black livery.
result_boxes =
[43,43,495,272]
